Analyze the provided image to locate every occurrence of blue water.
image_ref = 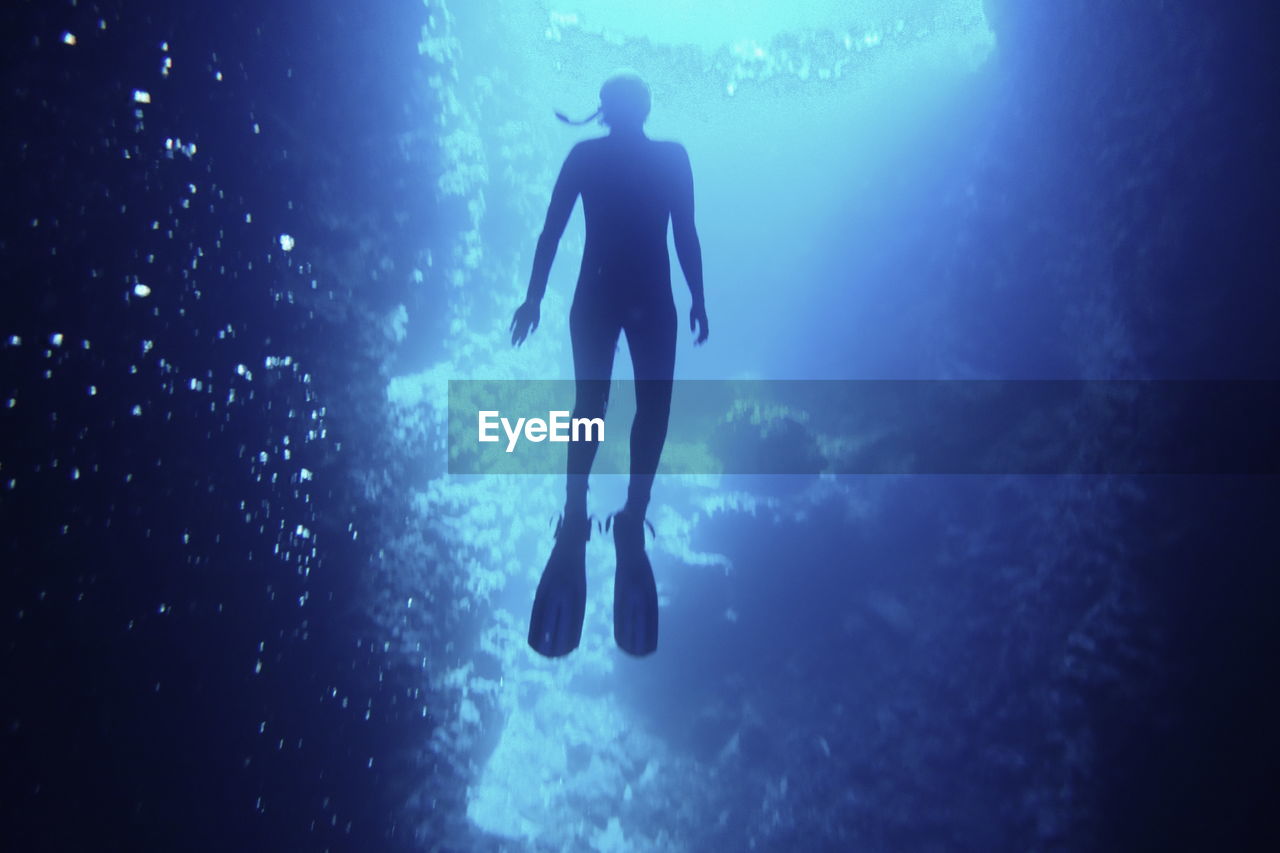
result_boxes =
[2,1,1277,851]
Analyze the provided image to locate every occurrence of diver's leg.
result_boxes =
[621,295,677,518]
[528,290,621,658]
[565,290,621,518]
[611,294,675,656]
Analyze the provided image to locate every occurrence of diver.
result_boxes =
[511,72,708,657]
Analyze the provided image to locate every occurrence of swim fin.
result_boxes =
[610,510,658,656]
[528,514,591,657]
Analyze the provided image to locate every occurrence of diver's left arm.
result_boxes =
[512,147,581,346]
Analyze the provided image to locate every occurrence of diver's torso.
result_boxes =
[574,135,679,298]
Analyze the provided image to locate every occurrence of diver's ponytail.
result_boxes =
[556,72,648,126]
[554,106,602,126]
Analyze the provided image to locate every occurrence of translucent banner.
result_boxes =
[446,380,1280,475]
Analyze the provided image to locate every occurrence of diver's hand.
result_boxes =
[689,301,709,346]
[510,299,541,347]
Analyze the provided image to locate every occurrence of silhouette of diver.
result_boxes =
[511,73,708,657]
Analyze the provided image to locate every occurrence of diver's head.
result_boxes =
[599,72,650,131]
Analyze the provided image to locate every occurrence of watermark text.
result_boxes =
[477,410,605,453]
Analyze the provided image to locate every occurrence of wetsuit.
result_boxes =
[561,135,691,511]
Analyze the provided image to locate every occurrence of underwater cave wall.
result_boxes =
[2,1,447,850]
[979,0,1279,377]
[970,1,1280,849]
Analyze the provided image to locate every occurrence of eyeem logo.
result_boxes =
[477,410,605,453]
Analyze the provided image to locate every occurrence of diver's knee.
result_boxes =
[573,394,609,420]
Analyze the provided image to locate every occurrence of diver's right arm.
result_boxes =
[671,144,708,345]
[513,147,581,346]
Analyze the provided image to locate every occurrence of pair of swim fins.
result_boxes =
[528,511,658,657]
